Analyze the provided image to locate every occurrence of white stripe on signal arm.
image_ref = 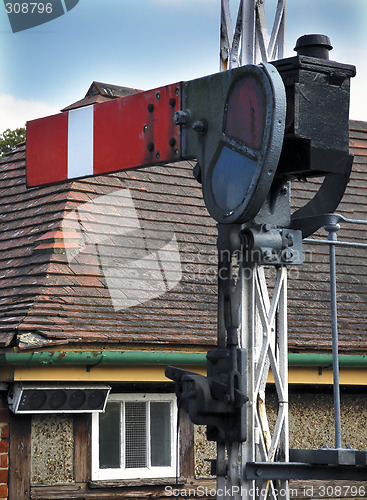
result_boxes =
[68,105,94,179]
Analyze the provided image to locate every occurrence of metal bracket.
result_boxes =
[245,462,367,481]
[165,348,248,442]
[241,225,303,265]
[289,447,367,467]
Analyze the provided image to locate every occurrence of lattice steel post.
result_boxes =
[215,243,290,499]
[220,0,287,68]
[219,2,289,498]
[238,264,289,500]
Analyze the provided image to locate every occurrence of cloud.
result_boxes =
[0,94,60,132]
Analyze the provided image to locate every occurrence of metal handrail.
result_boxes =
[296,213,367,449]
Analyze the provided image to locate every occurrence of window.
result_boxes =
[91,393,178,480]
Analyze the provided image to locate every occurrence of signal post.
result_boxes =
[26,24,361,499]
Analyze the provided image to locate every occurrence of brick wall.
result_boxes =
[0,397,10,500]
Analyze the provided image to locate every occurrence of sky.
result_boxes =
[0,0,366,132]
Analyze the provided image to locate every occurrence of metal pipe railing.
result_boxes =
[301,213,367,449]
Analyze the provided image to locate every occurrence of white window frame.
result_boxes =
[91,393,178,480]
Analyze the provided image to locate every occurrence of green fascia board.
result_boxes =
[0,351,366,368]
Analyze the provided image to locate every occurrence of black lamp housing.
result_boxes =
[272,34,356,180]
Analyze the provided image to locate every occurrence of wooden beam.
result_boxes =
[179,408,195,478]
[9,414,31,500]
[73,414,91,483]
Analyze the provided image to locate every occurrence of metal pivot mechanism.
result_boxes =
[166,348,248,443]
[241,225,302,265]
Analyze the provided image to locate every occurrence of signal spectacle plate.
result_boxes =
[204,63,286,224]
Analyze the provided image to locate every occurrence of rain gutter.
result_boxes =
[0,351,206,367]
[0,351,366,368]
[288,353,367,368]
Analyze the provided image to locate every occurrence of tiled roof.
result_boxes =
[0,121,366,353]
[0,145,217,350]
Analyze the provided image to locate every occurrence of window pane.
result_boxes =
[99,402,120,469]
[150,402,171,467]
[125,402,147,468]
